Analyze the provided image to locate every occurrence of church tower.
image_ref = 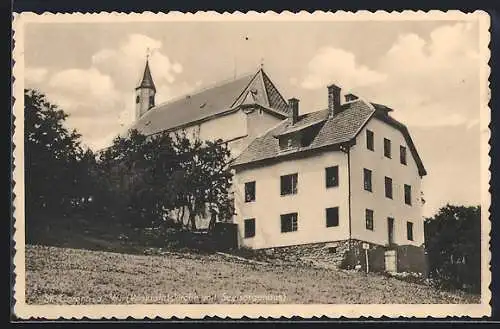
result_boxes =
[135,59,156,120]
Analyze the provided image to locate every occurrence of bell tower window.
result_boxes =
[149,95,155,107]
[136,95,140,104]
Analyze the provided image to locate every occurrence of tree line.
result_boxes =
[25,88,234,233]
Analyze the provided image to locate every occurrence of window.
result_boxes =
[385,176,393,199]
[259,108,263,115]
[135,95,140,104]
[400,145,407,165]
[244,181,256,202]
[326,207,339,227]
[279,136,296,150]
[365,209,374,231]
[404,184,412,205]
[149,95,155,107]
[366,130,374,151]
[363,168,372,192]
[325,166,339,188]
[244,218,256,238]
[280,173,298,196]
[384,138,392,158]
[281,212,298,233]
[407,221,414,241]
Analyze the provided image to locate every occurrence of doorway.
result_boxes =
[384,250,397,272]
[387,217,395,246]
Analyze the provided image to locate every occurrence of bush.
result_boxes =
[425,205,481,293]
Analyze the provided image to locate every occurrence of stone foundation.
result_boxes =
[263,240,351,268]
[259,239,427,274]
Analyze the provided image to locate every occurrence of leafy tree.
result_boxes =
[171,133,233,230]
[24,89,89,219]
[424,204,481,292]
[95,129,234,231]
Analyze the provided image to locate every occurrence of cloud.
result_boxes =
[92,33,183,89]
[48,68,120,111]
[356,23,480,129]
[299,47,387,90]
[35,67,128,150]
[26,33,191,150]
[25,67,48,85]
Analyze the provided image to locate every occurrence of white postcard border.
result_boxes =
[11,10,492,319]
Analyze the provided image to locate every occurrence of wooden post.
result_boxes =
[362,242,370,273]
[365,248,369,273]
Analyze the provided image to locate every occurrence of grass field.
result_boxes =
[25,245,480,304]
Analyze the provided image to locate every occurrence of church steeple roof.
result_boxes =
[136,59,156,92]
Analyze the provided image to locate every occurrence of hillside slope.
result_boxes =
[25,245,479,304]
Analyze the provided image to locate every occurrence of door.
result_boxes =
[384,250,397,273]
[387,217,394,246]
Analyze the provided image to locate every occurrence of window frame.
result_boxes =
[280,173,298,196]
[366,130,374,151]
[384,138,392,158]
[404,184,412,206]
[406,221,414,241]
[281,212,298,233]
[244,181,256,203]
[244,218,256,238]
[363,168,373,192]
[326,207,339,227]
[325,166,339,188]
[400,145,407,165]
[385,176,393,199]
[365,209,374,231]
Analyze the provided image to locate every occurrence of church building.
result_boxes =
[131,60,428,274]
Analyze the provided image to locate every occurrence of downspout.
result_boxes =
[340,143,353,250]
[347,145,352,247]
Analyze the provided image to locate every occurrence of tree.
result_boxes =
[171,133,233,230]
[95,129,234,231]
[424,204,481,292]
[24,89,88,219]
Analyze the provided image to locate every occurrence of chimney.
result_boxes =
[327,84,341,117]
[288,98,299,124]
[344,93,358,102]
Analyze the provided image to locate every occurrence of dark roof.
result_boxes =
[131,68,289,136]
[233,99,427,176]
[136,60,156,92]
[371,102,394,113]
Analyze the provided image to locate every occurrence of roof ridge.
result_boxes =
[261,68,289,109]
[150,70,256,110]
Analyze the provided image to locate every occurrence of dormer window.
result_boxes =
[279,135,298,151]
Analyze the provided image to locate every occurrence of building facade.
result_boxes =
[232,86,427,273]
[131,60,427,273]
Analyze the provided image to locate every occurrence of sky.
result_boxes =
[23,19,483,217]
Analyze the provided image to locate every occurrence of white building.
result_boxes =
[132,60,289,158]
[132,60,428,273]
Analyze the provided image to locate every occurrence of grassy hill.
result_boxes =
[25,245,479,304]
